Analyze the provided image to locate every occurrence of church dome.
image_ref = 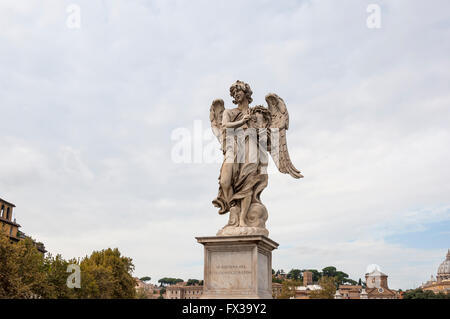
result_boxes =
[437,250,450,276]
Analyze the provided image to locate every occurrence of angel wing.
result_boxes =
[209,99,225,144]
[265,93,303,179]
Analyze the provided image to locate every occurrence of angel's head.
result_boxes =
[250,106,271,128]
[230,80,253,105]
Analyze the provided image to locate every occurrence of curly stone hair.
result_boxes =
[230,80,253,104]
[250,105,272,128]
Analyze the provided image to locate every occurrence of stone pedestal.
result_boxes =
[196,235,279,299]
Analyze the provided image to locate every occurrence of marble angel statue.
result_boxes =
[209,80,303,236]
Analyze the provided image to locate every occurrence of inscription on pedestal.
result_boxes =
[197,235,278,299]
[209,251,252,290]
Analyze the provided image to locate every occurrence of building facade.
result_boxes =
[165,282,283,299]
[337,285,363,299]
[166,283,203,299]
[334,268,398,299]
[294,284,322,299]
[421,249,450,294]
[134,278,163,299]
[303,271,313,286]
[0,197,46,253]
[364,269,397,299]
[0,198,20,241]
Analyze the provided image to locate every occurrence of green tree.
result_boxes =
[278,279,301,299]
[403,288,450,299]
[309,276,336,299]
[343,278,358,285]
[272,277,283,284]
[140,276,151,282]
[287,269,302,281]
[0,232,50,298]
[42,254,76,298]
[186,279,200,286]
[1,231,137,299]
[158,277,184,286]
[322,266,337,277]
[159,287,166,298]
[275,269,285,277]
[74,248,136,299]
[321,266,358,287]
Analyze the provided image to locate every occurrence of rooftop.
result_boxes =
[366,269,388,277]
[0,197,16,207]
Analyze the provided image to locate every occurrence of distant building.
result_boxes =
[0,197,46,253]
[275,270,286,280]
[294,284,322,299]
[360,288,368,299]
[0,198,20,241]
[335,286,371,299]
[337,285,363,299]
[165,282,283,299]
[365,269,397,299]
[165,282,203,299]
[420,249,450,294]
[272,282,282,298]
[134,278,162,299]
[334,268,398,299]
[303,271,313,286]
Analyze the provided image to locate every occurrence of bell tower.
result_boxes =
[365,270,389,289]
[0,197,21,241]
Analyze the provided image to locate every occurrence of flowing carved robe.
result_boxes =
[212,107,268,215]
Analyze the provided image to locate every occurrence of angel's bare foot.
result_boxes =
[239,218,248,227]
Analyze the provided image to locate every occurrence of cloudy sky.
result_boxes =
[1,0,449,289]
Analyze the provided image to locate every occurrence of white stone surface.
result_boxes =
[196,235,278,299]
[216,226,269,237]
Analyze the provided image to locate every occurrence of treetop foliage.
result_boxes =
[273,266,359,288]
[403,288,450,299]
[157,277,184,286]
[0,232,137,299]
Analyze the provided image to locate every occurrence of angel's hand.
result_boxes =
[242,114,251,122]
